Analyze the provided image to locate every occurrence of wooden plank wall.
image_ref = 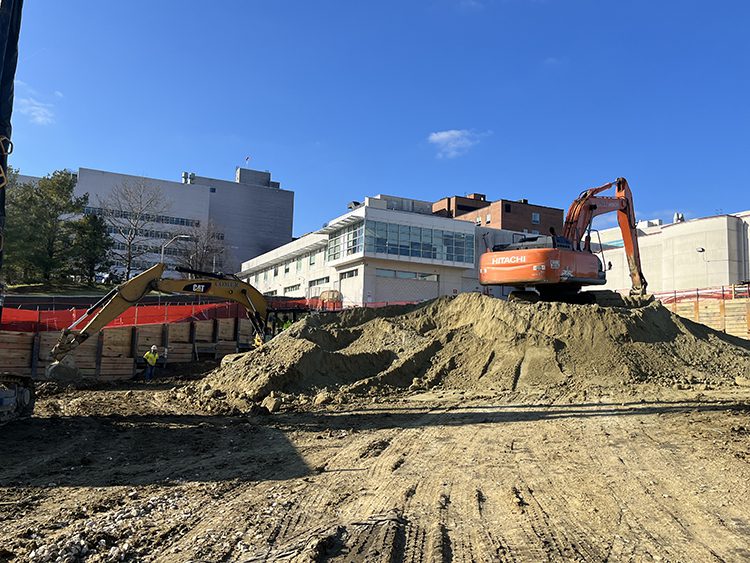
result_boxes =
[0,318,249,381]
[669,297,749,340]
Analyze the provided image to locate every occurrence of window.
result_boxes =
[308,276,330,287]
[531,229,539,235]
[504,203,512,213]
[340,269,358,280]
[326,222,364,261]
[486,213,491,224]
[284,262,290,274]
[263,270,268,281]
[363,220,474,264]
[531,212,541,225]
[475,217,481,226]
[284,284,301,294]
[296,257,302,272]
[210,187,216,193]
[273,266,278,277]
[263,290,277,296]
[309,252,316,265]
[376,268,438,282]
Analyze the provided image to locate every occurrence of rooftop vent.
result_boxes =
[347,201,362,210]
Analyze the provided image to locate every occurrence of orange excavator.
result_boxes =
[479,177,649,304]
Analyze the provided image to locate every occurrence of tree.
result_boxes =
[67,214,113,284]
[98,178,169,278]
[4,169,86,283]
[177,220,228,274]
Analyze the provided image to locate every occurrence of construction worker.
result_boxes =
[143,345,159,382]
[282,316,293,331]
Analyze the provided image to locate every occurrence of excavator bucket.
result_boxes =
[45,356,81,382]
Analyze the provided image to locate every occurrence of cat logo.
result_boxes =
[184,282,212,293]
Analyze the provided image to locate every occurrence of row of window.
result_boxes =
[112,242,187,256]
[326,223,364,261]
[85,206,201,228]
[252,219,475,288]
[309,276,329,287]
[364,221,475,264]
[104,225,225,241]
[284,284,301,294]
[375,268,439,281]
[254,250,323,284]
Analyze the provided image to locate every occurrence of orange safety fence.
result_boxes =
[0,302,247,332]
[0,296,346,332]
[653,284,750,305]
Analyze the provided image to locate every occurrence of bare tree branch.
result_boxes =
[97,178,171,278]
[176,220,228,275]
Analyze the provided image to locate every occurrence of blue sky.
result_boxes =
[10,0,750,236]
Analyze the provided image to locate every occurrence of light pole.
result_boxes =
[161,235,191,264]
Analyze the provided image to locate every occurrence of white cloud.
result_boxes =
[18,97,55,125]
[458,0,484,9]
[428,129,487,159]
[54,90,64,98]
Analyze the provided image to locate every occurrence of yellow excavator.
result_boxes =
[47,262,268,379]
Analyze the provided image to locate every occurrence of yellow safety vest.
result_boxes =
[144,351,159,366]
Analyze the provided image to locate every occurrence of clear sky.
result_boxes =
[10,0,750,236]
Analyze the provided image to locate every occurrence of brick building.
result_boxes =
[432,193,490,218]
[454,198,563,235]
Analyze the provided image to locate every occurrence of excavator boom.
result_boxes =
[49,263,267,365]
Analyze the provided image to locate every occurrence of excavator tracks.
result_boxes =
[0,372,35,425]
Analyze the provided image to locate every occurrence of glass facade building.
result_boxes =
[325,219,474,265]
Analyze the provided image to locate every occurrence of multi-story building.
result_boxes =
[452,198,563,235]
[433,192,563,235]
[432,193,490,218]
[239,195,522,306]
[73,166,293,275]
[597,211,750,292]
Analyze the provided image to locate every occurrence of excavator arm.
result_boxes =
[562,177,647,295]
[49,263,267,362]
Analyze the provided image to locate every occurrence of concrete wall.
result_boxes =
[600,213,750,293]
[193,170,294,271]
[76,168,212,273]
[73,167,293,275]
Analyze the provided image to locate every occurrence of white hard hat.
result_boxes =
[151,345,158,351]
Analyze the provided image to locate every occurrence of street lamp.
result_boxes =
[161,235,191,263]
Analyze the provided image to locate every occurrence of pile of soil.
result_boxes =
[188,293,750,405]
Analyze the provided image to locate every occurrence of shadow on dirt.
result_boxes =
[4,399,747,489]
[276,399,750,433]
[1,414,309,488]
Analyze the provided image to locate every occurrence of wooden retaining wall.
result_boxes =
[668,297,749,340]
[0,318,257,381]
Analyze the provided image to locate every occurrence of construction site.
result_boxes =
[3,3,750,563]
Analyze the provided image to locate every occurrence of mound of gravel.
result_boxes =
[192,293,750,404]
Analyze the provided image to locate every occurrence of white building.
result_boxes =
[76,167,294,275]
[20,167,294,276]
[239,195,516,306]
[597,211,750,293]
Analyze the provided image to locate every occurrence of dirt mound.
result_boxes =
[192,293,750,405]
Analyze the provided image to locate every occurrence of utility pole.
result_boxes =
[0,0,24,323]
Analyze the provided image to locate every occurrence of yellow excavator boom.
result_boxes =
[49,263,267,363]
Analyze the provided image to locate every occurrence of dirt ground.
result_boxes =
[3,380,750,562]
